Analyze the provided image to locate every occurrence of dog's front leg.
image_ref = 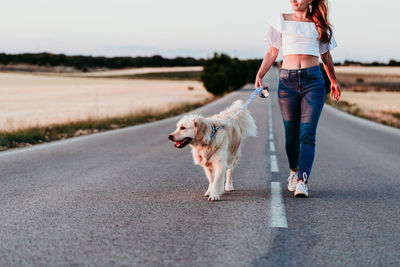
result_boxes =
[203,166,214,196]
[225,168,235,192]
[208,161,226,201]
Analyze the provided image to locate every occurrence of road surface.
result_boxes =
[1,67,399,266]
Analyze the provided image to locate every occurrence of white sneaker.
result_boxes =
[287,171,298,192]
[294,180,309,198]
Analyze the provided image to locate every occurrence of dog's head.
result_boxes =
[168,115,211,148]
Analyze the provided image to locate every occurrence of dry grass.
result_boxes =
[0,67,216,151]
[339,91,400,113]
[0,98,217,151]
[0,71,212,132]
[336,66,400,90]
[335,66,400,76]
[329,66,400,128]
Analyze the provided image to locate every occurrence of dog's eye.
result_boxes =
[180,126,186,130]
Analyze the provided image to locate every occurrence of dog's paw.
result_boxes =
[225,184,235,192]
[208,193,220,201]
[204,190,210,197]
[204,184,212,196]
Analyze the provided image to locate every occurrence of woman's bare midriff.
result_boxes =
[281,54,319,69]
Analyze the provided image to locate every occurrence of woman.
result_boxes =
[255,0,341,197]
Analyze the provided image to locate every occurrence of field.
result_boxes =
[332,66,400,128]
[0,68,211,132]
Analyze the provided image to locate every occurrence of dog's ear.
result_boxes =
[194,118,211,143]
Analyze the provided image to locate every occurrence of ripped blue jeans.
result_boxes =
[277,65,326,183]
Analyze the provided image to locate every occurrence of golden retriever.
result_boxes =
[168,100,257,201]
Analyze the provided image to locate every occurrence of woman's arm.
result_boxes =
[255,46,279,89]
[320,51,341,101]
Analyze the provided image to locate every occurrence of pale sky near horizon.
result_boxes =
[1,0,399,62]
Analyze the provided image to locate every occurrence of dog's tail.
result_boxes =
[222,99,258,138]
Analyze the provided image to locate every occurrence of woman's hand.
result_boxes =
[255,75,269,98]
[330,81,341,101]
[255,75,263,89]
[321,51,341,101]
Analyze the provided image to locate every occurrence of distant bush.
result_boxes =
[0,53,204,70]
[200,53,263,95]
[388,59,400,66]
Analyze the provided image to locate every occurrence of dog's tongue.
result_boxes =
[174,141,182,148]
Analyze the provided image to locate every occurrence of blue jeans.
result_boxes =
[277,65,326,183]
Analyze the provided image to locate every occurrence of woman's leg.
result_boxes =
[298,71,326,183]
[278,77,302,173]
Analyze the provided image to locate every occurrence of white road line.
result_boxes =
[268,102,279,173]
[269,141,275,152]
[269,133,274,140]
[267,95,287,228]
[269,182,288,228]
[270,155,279,173]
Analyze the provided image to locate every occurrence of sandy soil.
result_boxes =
[335,66,400,76]
[0,72,212,131]
[339,91,400,113]
[68,66,203,77]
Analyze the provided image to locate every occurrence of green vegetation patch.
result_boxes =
[392,112,400,119]
[200,53,263,95]
[0,53,203,71]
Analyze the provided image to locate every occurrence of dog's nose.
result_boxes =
[168,135,174,141]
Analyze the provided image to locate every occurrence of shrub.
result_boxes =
[201,53,234,95]
[200,53,262,96]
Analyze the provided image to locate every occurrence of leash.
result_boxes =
[210,86,268,140]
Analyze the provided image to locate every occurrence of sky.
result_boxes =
[1,0,399,62]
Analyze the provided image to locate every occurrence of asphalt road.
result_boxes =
[1,68,399,266]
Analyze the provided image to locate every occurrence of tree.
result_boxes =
[201,53,249,95]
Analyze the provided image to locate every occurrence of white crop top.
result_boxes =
[264,13,337,56]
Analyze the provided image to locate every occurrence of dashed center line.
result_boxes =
[270,155,279,172]
[269,182,288,228]
[269,141,276,152]
[268,100,288,228]
[268,101,279,173]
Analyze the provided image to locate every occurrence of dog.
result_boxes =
[168,100,257,201]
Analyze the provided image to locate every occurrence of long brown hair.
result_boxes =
[308,0,333,43]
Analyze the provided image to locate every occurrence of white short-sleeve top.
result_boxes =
[264,13,337,56]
